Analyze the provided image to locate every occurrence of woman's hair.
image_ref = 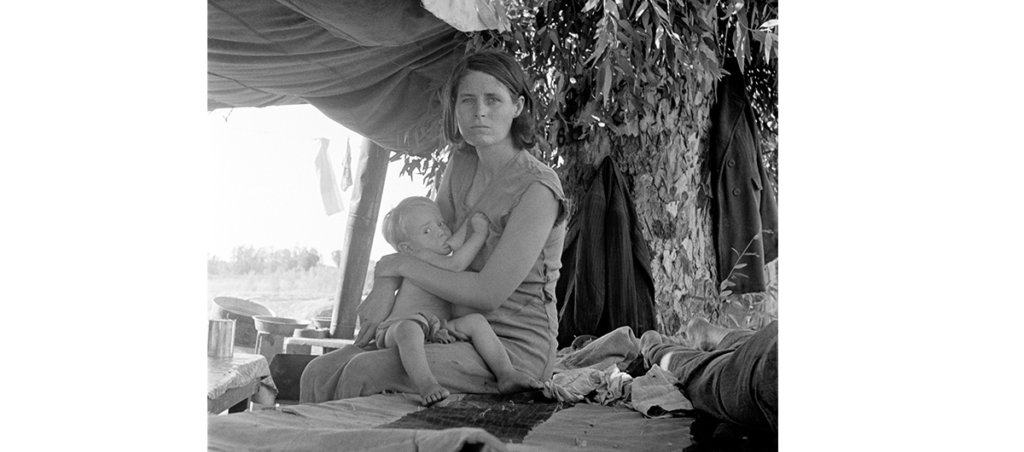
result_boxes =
[381,196,437,249]
[441,50,537,150]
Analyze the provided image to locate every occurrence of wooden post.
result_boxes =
[330,138,389,339]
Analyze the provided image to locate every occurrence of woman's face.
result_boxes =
[455,70,524,151]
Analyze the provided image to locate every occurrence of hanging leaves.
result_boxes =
[393,0,778,332]
[600,58,613,107]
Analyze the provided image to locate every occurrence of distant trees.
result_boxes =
[207,255,231,275]
[208,245,323,275]
[296,248,321,271]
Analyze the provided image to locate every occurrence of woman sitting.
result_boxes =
[300,50,568,402]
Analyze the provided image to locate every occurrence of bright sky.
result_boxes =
[207,104,431,265]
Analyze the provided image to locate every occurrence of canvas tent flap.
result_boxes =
[276,0,457,46]
[207,0,473,155]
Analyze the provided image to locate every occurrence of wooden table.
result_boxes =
[283,336,355,355]
[208,352,271,414]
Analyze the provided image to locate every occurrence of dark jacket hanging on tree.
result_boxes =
[709,58,779,294]
[555,157,657,348]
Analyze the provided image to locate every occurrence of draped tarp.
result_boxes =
[207,0,474,156]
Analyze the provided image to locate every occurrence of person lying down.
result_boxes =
[376,196,542,405]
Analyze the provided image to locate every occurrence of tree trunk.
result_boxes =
[559,91,720,336]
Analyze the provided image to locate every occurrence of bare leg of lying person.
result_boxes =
[640,320,778,431]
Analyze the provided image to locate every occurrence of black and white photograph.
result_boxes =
[205,1,778,450]
[6,1,1023,451]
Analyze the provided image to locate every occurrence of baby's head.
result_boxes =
[381,196,453,255]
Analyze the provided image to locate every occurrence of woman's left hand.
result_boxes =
[374,253,412,278]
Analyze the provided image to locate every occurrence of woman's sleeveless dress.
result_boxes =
[300,148,566,402]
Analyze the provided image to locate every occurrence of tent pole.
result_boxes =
[330,138,389,339]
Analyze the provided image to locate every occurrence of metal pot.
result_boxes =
[211,296,275,348]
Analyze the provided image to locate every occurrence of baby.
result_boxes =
[376,196,541,405]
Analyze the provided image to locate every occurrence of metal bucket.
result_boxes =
[211,296,275,348]
[208,319,236,358]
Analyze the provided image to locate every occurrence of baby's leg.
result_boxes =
[383,319,449,405]
[446,313,543,394]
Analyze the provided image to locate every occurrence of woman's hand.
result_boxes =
[353,319,379,349]
[469,212,489,234]
[374,253,413,278]
[353,278,400,348]
[390,183,559,311]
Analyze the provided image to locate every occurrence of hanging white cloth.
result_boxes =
[314,138,345,216]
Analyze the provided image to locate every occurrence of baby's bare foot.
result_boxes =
[420,384,450,406]
[497,370,544,394]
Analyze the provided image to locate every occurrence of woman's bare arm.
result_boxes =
[376,183,559,312]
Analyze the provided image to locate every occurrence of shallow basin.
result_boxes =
[212,296,275,347]
[252,315,311,337]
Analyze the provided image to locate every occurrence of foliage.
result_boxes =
[393,0,779,332]
[716,231,761,300]
[207,245,323,276]
[207,254,231,276]
[712,232,778,328]
[718,280,777,329]
[399,0,778,188]
[728,1,779,187]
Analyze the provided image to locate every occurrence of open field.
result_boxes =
[207,266,359,321]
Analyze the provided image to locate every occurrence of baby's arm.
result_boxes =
[412,213,488,272]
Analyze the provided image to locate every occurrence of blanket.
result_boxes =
[205,325,782,448]
[207,393,694,451]
[546,326,694,417]
[208,394,507,451]
[208,327,754,451]
[379,392,558,443]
